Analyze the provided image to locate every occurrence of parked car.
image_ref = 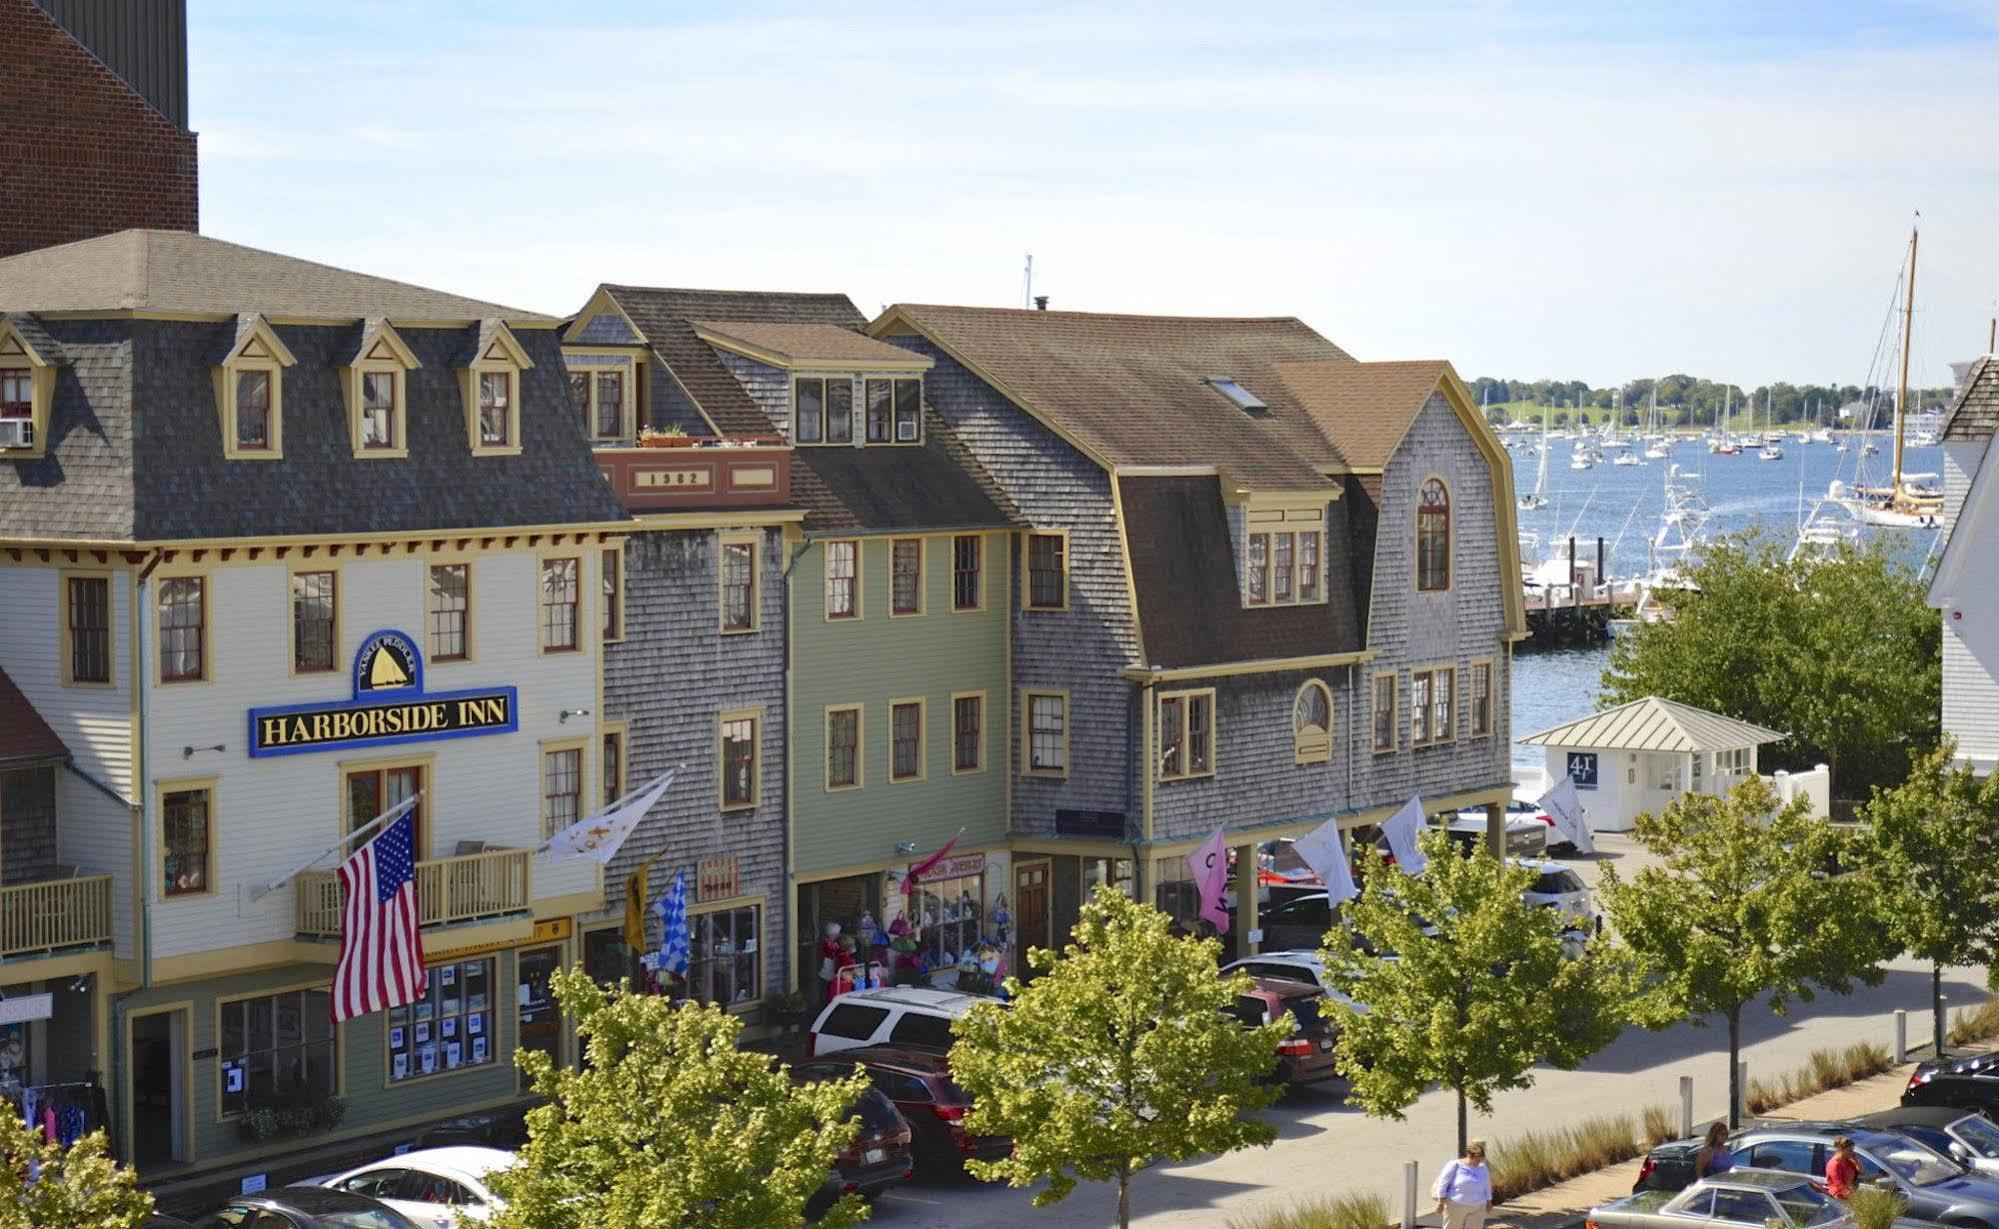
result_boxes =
[1676,1123,1999,1226]
[1254,893,1438,954]
[1854,1107,1999,1178]
[1590,1168,1926,1229]
[190,1186,421,1229]
[789,1074,914,1208]
[321,1146,514,1228]
[1225,976,1342,1086]
[144,1218,194,1229]
[807,986,1000,1057]
[1907,1057,1999,1118]
[794,1044,1010,1175]
[1447,807,1549,857]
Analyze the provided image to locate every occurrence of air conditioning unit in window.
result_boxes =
[896,420,919,443]
[0,419,30,449]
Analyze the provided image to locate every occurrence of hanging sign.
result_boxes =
[247,629,517,757]
[1565,751,1600,791]
[910,852,986,882]
[0,994,52,1025]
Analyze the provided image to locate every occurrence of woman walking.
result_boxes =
[1694,1122,1735,1180]
[1434,1140,1494,1229]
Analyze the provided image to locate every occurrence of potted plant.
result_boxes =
[638,425,695,449]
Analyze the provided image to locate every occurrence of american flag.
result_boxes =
[332,806,425,1022]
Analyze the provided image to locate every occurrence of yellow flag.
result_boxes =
[623,848,668,952]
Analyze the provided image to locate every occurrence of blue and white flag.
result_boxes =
[653,869,690,977]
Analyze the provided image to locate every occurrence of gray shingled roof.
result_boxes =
[1942,356,1999,444]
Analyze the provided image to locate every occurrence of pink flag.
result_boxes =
[903,835,960,895]
[1187,827,1231,934]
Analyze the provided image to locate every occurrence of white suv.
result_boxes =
[807,986,1001,1057]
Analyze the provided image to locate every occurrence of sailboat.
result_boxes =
[1519,411,1550,510]
[1758,389,1784,461]
[1831,223,1944,529]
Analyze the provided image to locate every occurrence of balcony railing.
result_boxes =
[296,848,532,938]
[595,437,791,512]
[0,874,114,960]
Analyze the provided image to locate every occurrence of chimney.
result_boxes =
[1034,295,1049,311]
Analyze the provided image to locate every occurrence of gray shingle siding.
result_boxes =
[0,765,58,885]
[1147,670,1349,844]
[600,526,789,989]
[712,350,789,434]
[646,368,709,435]
[575,312,639,345]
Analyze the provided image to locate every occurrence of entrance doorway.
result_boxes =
[129,1009,186,1166]
[1014,861,1051,967]
[517,944,563,1090]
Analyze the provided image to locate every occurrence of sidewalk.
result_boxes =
[1493,1064,1921,1229]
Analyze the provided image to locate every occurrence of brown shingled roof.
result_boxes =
[0,669,68,768]
[1273,360,1451,471]
[1943,356,1999,444]
[692,322,931,371]
[874,304,1355,489]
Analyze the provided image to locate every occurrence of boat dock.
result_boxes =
[1521,535,1641,647]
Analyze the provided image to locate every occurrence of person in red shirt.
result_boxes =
[1826,1136,1860,1200]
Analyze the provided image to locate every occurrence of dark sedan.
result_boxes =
[1228,976,1342,1086]
[190,1186,420,1228]
[1907,1057,1999,1119]
[795,1044,1011,1176]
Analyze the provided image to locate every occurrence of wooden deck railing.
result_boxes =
[296,848,532,937]
[0,874,114,959]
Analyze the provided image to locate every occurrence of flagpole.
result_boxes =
[249,792,421,901]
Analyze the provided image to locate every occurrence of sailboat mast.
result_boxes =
[1895,224,1918,497]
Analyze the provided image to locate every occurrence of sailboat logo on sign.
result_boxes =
[1566,752,1599,790]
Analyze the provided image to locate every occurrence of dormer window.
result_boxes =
[341,319,418,459]
[216,314,297,461]
[1239,508,1326,609]
[795,376,919,446]
[361,371,399,450]
[864,378,924,444]
[1208,377,1268,416]
[478,371,513,446]
[0,367,34,450]
[461,322,533,458]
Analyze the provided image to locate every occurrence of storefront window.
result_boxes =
[219,988,335,1118]
[1153,857,1204,934]
[387,959,496,1082]
[687,906,761,1006]
[798,876,881,1002]
[1082,857,1136,901]
[913,873,985,967]
[584,926,633,988]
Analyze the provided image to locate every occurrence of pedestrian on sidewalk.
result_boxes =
[1434,1139,1493,1229]
[1826,1137,1860,1200]
[1694,1122,1735,1179]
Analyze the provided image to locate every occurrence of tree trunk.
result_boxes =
[1934,962,1947,1058]
[1457,1083,1469,1156]
[1118,1159,1132,1229]
[1727,1005,1742,1129]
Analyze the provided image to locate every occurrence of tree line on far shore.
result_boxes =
[1473,373,1956,428]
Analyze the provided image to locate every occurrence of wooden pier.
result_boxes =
[1521,536,1638,648]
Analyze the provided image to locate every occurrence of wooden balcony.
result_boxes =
[296,849,532,938]
[595,437,790,512]
[0,874,114,960]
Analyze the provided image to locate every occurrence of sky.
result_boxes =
[187,1,1999,389]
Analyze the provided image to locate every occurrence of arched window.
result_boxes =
[1292,680,1332,764]
[1417,477,1451,591]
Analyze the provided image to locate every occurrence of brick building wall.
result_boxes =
[0,0,198,259]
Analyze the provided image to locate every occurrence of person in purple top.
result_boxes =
[1695,1121,1735,1179]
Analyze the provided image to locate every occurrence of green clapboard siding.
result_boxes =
[790,532,1010,875]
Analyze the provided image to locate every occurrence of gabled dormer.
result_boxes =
[460,320,534,457]
[0,314,60,458]
[1221,479,1335,609]
[213,313,298,461]
[338,318,420,459]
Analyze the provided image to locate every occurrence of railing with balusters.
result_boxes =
[0,874,114,959]
[295,848,532,937]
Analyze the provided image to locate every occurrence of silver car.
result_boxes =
[1589,1169,1928,1229]
[1853,1107,1999,1179]
[1733,1124,1999,1228]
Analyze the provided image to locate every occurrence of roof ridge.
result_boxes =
[894,302,1309,326]
[607,284,855,300]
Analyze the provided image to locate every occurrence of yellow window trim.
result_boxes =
[567,355,636,445]
[58,568,116,688]
[539,736,590,842]
[155,775,219,904]
[949,689,987,776]
[718,707,763,811]
[380,951,502,1090]
[1292,679,1334,765]
[537,552,586,657]
[423,553,477,666]
[718,531,762,634]
[597,719,630,808]
[1467,658,1496,740]
[824,703,865,792]
[824,539,864,622]
[1157,687,1218,782]
[1371,670,1399,755]
[1242,522,1330,608]
[1022,528,1070,612]
[889,537,925,618]
[600,541,626,644]
[0,321,59,460]
[1415,472,1453,594]
[214,978,345,1122]
[336,751,437,860]
[213,358,288,461]
[887,696,926,783]
[1020,688,1070,779]
[682,892,769,1015]
[287,564,342,679]
[1409,663,1459,748]
[950,532,986,613]
[154,566,213,686]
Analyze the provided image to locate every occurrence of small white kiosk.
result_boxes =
[1518,696,1787,832]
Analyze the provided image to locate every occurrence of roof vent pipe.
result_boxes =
[1034,295,1049,311]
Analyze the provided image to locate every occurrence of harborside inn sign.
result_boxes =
[247,630,517,758]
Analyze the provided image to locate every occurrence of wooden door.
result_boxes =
[1014,861,1051,960]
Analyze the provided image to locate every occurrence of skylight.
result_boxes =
[1208,377,1268,415]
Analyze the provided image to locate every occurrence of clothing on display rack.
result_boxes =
[9,1080,104,1150]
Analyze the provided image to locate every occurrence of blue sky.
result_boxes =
[188,1,1999,387]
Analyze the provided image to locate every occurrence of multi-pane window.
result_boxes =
[1248,530,1323,607]
[1299,531,1322,601]
[1411,672,1433,746]
[601,549,622,641]
[543,748,582,839]
[1027,534,1066,610]
[1417,478,1451,591]
[361,370,397,449]
[387,959,495,1082]
[163,786,211,897]
[866,379,893,444]
[1716,747,1750,778]
[1027,692,1067,775]
[1293,680,1332,764]
[826,379,854,444]
[602,730,624,808]
[952,535,982,610]
[291,571,336,673]
[1372,673,1397,753]
[1411,667,1455,746]
[721,539,756,631]
[347,764,424,852]
[891,539,922,615]
[793,378,825,444]
[479,371,512,447]
[688,906,761,1006]
[827,707,861,788]
[1469,662,1493,738]
[1434,667,1455,743]
[1273,534,1294,602]
[891,701,923,780]
[236,369,273,450]
[862,378,922,444]
[1247,533,1270,605]
[953,695,983,772]
[567,371,589,421]
[219,988,334,1117]
[159,576,205,682]
[428,564,469,661]
[825,541,859,618]
[1159,690,1214,780]
[721,715,757,808]
[0,369,30,420]
[541,558,580,651]
[894,379,922,442]
[593,371,623,440]
[66,575,110,684]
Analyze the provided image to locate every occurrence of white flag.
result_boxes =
[1537,776,1596,855]
[1292,819,1359,906]
[536,770,676,864]
[1381,795,1429,876]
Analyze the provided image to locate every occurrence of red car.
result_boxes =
[1229,976,1343,1086]
[796,1045,1011,1175]
[790,1073,914,1207]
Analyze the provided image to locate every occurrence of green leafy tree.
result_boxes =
[1322,834,1628,1152]
[950,886,1287,1229]
[485,968,870,1229]
[1603,534,1939,800]
[0,1113,151,1229]
[1857,743,1999,1054]
[1600,778,1891,1126]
